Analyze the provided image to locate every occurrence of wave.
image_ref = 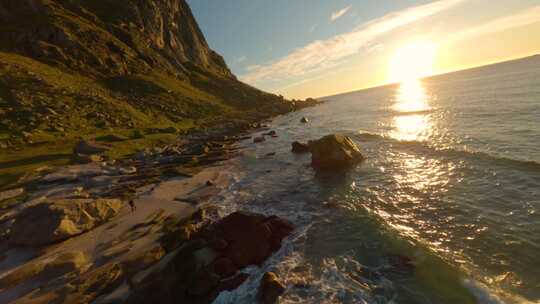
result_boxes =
[355,132,540,172]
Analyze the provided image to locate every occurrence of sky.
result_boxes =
[187,0,540,99]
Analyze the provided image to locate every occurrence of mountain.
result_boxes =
[0,0,303,152]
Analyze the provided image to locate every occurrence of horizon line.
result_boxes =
[317,52,540,100]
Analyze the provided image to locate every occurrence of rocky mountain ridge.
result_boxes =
[0,0,308,156]
[0,0,232,77]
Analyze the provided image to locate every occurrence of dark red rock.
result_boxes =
[209,238,228,251]
[187,271,220,296]
[213,257,237,278]
[216,212,294,269]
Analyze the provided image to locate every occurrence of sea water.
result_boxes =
[214,55,540,304]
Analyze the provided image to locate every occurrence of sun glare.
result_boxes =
[389,41,437,83]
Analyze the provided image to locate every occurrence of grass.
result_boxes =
[0,2,296,190]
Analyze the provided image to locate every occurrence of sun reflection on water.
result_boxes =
[390,79,433,142]
[393,79,431,113]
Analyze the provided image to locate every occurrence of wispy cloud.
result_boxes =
[330,5,352,22]
[242,0,465,84]
[448,5,540,43]
[235,55,247,63]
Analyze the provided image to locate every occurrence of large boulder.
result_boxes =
[9,198,123,246]
[308,134,364,169]
[73,140,110,155]
[216,212,294,268]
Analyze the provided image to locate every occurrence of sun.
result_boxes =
[389,41,437,83]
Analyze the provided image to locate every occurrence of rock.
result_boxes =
[71,153,103,164]
[300,117,309,123]
[264,130,277,136]
[118,166,137,175]
[291,141,309,154]
[307,134,364,169]
[123,245,166,276]
[9,198,123,246]
[52,126,65,133]
[73,140,110,155]
[62,262,126,303]
[253,136,265,143]
[188,271,220,296]
[259,272,286,304]
[0,251,89,289]
[213,257,237,278]
[0,188,24,202]
[387,254,415,274]
[21,131,32,139]
[217,212,294,268]
[128,212,293,304]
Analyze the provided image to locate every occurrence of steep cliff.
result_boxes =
[0,0,232,77]
[0,0,298,153]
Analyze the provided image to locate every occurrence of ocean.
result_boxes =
[214,55,540,304]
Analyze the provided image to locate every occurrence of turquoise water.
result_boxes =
[216,55,540,304]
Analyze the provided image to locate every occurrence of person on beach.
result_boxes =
[128,200,136,213]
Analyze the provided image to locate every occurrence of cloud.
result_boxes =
[235,55,247,63]
[448,5,540,43]
[241,0,465,84]
[330,5,352,22]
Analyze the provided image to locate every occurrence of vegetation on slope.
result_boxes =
[0,0,311,188]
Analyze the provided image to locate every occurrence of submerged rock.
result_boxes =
[9,198,123,246]
[291,141,310,154]
[259,272,286,304]
[308,134,364,169]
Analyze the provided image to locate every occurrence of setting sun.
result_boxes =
[389,41,437,83]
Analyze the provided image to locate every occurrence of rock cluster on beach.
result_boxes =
[127,211,294,304]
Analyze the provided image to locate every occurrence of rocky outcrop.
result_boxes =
[0,251,89,290]
[308,134,365,169]
[127,211,294,304]
[0,0,232,77]
[9,198,123,246]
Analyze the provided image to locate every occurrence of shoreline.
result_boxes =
[0,104,318,303]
